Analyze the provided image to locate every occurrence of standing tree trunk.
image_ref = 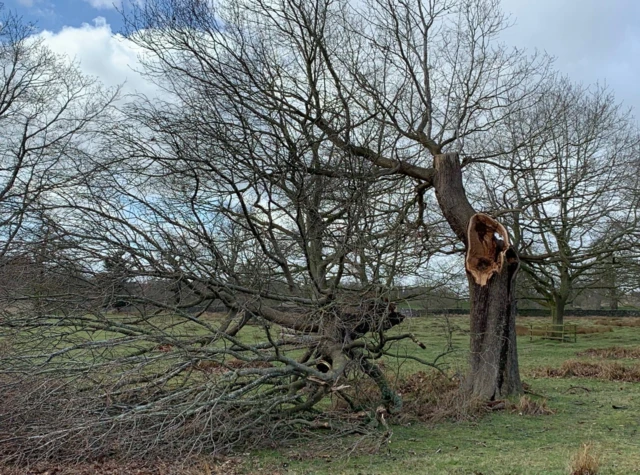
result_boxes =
[550,268,570,340]
[433,153,522,400]
[609,257,618,311]
[551,294,567,327]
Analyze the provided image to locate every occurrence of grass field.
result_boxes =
[3,314,640,474]
[239,316,640,475]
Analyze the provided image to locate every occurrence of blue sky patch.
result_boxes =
[4,0,128,33]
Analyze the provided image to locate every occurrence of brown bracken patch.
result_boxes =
[530,360,640,382]
[515,325,612,336]
[577,347,640,359]
[575,326,613,335]
[594,318,640,327]
[395,371,487,423]
[332,370,486,423]
[226,359,273,369]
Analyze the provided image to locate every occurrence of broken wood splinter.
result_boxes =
[465,213,510,286]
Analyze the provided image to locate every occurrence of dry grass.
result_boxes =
[508,395,554,416]
[568,443,600,475]
[199,312,229,321]
[515,325,612,337]
[577,347,640,359]
[594,318,640,327]
[576,326,613,335]
[193,359,274,374]
[332,370,486,424]
[531,360,640,382]
[395,371,487,423]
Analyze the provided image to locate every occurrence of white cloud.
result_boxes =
[38,18,159,98]
[18,0,35,6]
[83,0,122,10]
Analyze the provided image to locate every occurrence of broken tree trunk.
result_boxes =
[433,152,522,400]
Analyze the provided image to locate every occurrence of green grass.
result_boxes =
[5,313,640,473]
[241,316,640,474]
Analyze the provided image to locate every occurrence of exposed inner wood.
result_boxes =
[465,213,510,286]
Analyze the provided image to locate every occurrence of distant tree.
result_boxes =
[98,252,131,311]
[477,78,640,326]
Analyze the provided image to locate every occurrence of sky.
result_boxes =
[6,0,128,31]
[4,0,640,117]
[500,0,640,119]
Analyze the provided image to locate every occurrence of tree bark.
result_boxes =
[551,267,570,336]
[609,257,618,311]
[551,296,566,327]
[434,152,522,400]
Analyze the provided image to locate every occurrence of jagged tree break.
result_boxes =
[434,153,522,399]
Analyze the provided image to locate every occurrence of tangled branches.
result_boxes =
[0,298,440,464]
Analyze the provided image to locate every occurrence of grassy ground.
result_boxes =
[4,315,640,474]
[241,316,640,475]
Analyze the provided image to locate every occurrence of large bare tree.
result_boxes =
[112,0,551,399]
[1,0,557,462]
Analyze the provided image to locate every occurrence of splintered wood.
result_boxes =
[465,213,510,286]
